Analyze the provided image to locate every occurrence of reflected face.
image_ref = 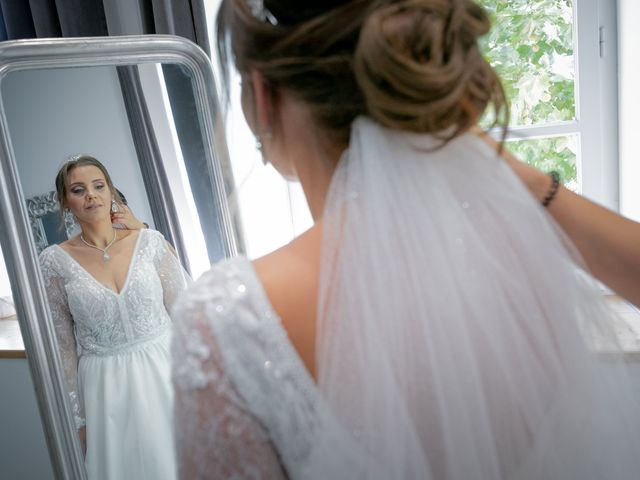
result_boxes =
[64,165,113,223]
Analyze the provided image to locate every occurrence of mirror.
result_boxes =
[0,36,239,479]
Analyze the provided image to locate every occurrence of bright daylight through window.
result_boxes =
[480,0,578,190]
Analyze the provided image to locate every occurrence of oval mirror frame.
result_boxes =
[0,35,238,479]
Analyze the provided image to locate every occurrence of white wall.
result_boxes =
[618,0,640,221]
[1,66,153,226]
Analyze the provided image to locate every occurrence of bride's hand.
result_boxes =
[111,205,147,230]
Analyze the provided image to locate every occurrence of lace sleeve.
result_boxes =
[39,249,85,430]
[171,283,287,480]
[151,231,190,313]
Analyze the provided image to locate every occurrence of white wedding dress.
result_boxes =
[39,228,188,480]
[172,118,640,479]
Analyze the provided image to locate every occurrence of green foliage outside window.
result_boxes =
[477,0,578,187]
[507,135,578,190]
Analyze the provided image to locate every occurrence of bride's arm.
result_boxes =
[478,132,640,307]
[509,158,640,307]
[172,292,287,479]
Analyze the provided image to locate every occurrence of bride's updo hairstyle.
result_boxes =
[217,0,508,145]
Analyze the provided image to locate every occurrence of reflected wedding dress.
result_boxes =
[172,118,640,479]
[40,228,187,480]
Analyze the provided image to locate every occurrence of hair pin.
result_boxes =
[247,0,278,25]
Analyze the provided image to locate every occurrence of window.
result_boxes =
[479,0,619,210]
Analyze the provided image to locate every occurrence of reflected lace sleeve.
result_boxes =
[39,250,85,430]
[171,284,287,479]
[152,231,191,313]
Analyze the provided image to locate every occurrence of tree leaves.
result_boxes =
[478,0,577,186]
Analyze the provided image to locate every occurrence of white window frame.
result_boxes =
[498,0,619,211]
[617,0,640,221]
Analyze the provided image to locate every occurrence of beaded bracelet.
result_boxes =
[542,171,560,207]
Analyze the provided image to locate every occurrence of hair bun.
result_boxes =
[354,0,502,137]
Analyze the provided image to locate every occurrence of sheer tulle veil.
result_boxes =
[311,117,640,479]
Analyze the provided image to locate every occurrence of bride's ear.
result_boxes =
[249,70,276,133]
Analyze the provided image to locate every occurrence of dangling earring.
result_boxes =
[111,199,119,213]
[63,207,76,225]
[255,130,273,166]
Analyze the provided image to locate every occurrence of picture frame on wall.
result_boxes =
[26,191,78,255]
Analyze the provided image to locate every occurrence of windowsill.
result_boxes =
[0,297,638,362]
[0,314,26,359]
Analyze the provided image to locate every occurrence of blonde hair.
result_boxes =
[217,0,508,146]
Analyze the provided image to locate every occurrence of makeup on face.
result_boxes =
[65,166,112,217]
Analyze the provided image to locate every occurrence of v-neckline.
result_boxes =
[55,230,145,296]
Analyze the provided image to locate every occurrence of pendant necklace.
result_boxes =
[80,230,117,261]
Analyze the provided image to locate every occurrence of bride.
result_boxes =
[172,0,640,478]
[39,155,188,479]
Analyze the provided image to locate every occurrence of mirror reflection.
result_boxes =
[38,156,187,479]
[1,63,218,479]
[0,247,19,350]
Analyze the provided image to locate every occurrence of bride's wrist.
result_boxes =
[524,167,554,203]
[505,154,553,203]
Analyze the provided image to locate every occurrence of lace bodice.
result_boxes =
[172,257,362,479]
[39,229,188,428]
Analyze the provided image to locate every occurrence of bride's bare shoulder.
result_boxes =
[253,224,322,304]
[252,223,322,378]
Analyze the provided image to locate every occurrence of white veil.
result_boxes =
[311,117,640,479]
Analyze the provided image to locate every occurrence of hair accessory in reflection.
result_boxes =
[67,153,87,162]
[247,0,278,25]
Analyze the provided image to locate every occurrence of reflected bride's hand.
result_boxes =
[111,205,147,230]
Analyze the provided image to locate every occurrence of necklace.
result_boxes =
[80,230,117,261]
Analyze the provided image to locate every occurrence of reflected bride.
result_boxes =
[38,155,188,480]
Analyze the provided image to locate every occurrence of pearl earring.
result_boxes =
[111,200,119,213]
[255,130,273,166]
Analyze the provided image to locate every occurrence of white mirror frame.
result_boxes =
[0,35,238,479]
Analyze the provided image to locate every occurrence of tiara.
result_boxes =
[247,0,278,25]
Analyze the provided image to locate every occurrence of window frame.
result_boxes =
[495,0,619,211]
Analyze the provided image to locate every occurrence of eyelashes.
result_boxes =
[70,184,105,195]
